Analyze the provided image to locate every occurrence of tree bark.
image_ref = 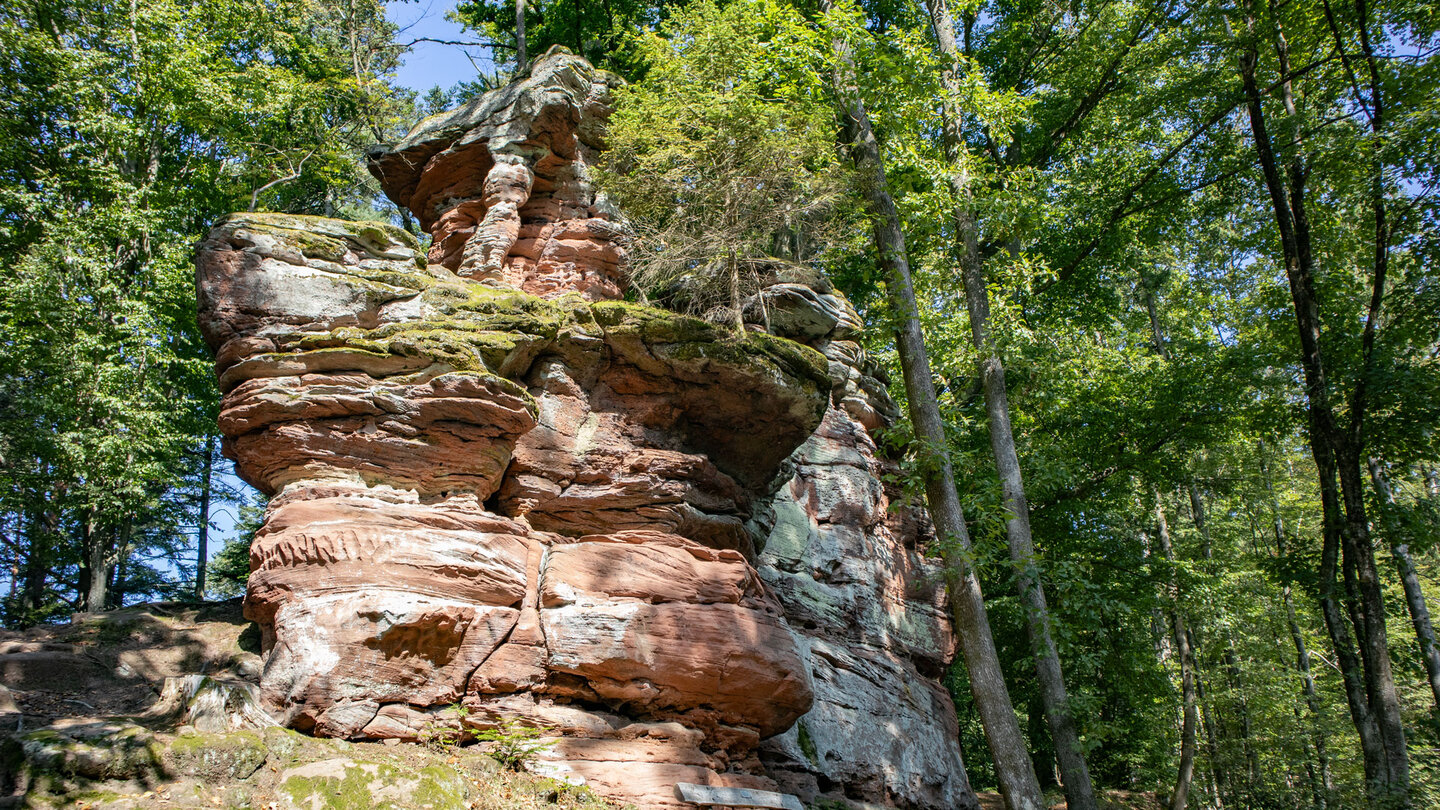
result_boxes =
[515,0,527,67]
[823,5,1033,807]
[195,435,215,601]
[111,518,132,609]
[83,513,109,613]
[1188,483,1261,799]
[1368,457,1440,725]
[1155,494,1198,810]
[1193,665,1228,809]
[1261,442,1333,810]
[728,247,744,334]
[1237,4,1408,802]
[920,3,1097,808]
[20,507,56,621]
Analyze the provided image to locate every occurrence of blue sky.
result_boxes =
[386,1,495,93]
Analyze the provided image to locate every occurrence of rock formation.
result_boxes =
[196,48,974,809]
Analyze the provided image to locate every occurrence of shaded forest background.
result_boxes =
[1,0,1437,808]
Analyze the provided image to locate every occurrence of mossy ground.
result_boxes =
[0,603,629,809]
[9,724,628,810]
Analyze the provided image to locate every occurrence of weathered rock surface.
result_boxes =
[368,46,628,301]
[196,209,829,765]
[189,48,973,809]
[727,266,973,808]
[2,719,621,810]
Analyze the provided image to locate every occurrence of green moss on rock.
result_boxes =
[279,758,467,810]
[592,299,830,391]
[165,729,268,780]
[19,722,163,782]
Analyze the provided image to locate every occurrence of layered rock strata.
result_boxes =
[198,49,973,809]
[197,209,829,805]
[367,47,627,301]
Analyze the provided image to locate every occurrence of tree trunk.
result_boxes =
[1261,442,1333,808]
[20,507,55,620]
[1368,457,1440,725]
[1193,665,1228,809]
[1219,641,1260,797]
[1188,483,1261,799]
[1284,582,1334,809]
[921,2,1097,807]
[1237,4,1408,802]
[83,514,109,614]
[1156,494,1197,810]
[728,248,744,334]
[196,435,215,601]
[572,0,581,54]
[823,5,1032,807]
[111,519,131,610]
[515,0,527,67]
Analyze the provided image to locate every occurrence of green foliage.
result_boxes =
[473,718,553,771]
[453,0,683,80]
[206,493,266,599]
[0,0,409,623]
[595,0,858,326]
[0,0,1433,804]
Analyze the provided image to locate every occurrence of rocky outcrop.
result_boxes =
[196,206,830,804]
[724,266,974,808]
[194,48,974,809]
[367,46,627,301]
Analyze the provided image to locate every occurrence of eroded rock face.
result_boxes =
[198,48,972,810]
[196,207,829,804]
[367,47,627,301]
[724,266,975,809]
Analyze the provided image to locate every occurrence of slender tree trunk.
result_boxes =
[111,519,131,610]
[83,513,109,614]
[1368,458,1440,725]
[921,3,1096,808]
[20,508,54,620]
[1187,484,1261,799]
[1260,442,1336,809]
[572,0,581,54]
[1237,5,1408,802]
[5,514,16,603]
[1143,275,1229,810]
[1219,642,1260,797]
[823,5,1030,807]
[515,0,527,67]
[1194,666,1227,810]
[1267,441,1330,807]
[728,248,744,334]
[1156,494,1198,810]
[1284,584,1334,808]
[196,435,215,601]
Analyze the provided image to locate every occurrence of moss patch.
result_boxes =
[592,300,829,386]
[797,721,819,767]
[280,758,467,809]
[166,729,268,780]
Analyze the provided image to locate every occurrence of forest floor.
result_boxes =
[0,601,619,809]
[0,602,1162,810]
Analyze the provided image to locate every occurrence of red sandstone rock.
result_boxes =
[195,47,972,810]
[367,48,629,301]
[195,201,828,805]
